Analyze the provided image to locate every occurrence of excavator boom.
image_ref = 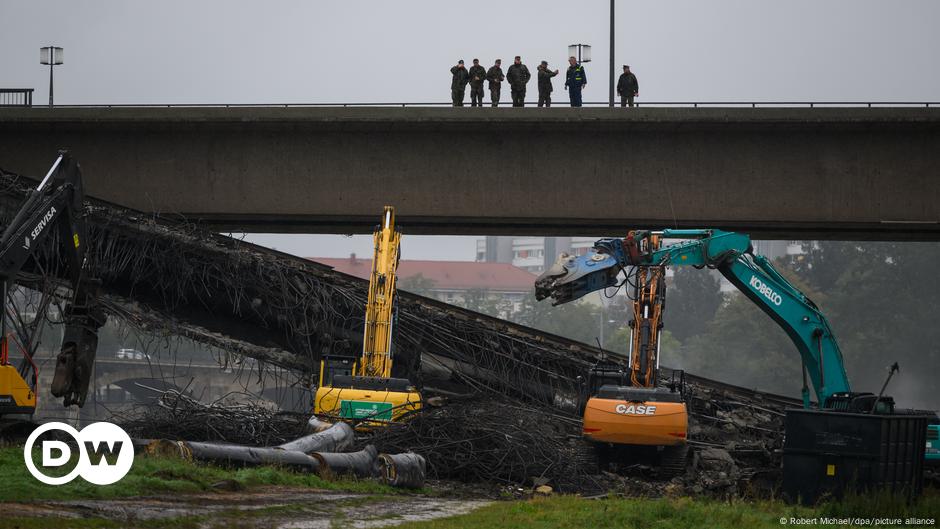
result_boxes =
[537,228,851,406]
[0,151,105,414]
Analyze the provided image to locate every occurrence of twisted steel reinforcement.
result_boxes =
[0,163,802,493]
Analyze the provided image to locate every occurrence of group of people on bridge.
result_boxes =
[450,56,639,108]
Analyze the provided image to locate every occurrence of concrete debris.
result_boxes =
[696,448,737,473]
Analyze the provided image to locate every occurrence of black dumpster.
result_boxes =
[782,408,931,504]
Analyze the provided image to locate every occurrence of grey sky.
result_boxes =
[3,1,938,105]
[3,1,939,260]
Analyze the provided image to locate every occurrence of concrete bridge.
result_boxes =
[1,106,938,240]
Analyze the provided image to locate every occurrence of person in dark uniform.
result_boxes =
[468,59,487,107]
[506,56,531,107]
[486,59,504,107]
[617,65,639,107]
[450,60,470,107]
[564,56,587,107]
[537,61,559,108]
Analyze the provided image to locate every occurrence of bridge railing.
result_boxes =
[18,101,940,109]
[0,89,34,107]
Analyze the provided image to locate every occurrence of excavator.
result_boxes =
[0,151,105,416]
[536,229,933,494]
[314,206,421,426]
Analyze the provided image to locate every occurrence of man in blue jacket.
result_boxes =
[564,56,587,107]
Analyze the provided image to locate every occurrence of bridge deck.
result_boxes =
[2,107,939,239]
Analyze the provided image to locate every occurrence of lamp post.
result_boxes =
[567,44,592,65]
[609,0,615,108]
[39,46,63,108]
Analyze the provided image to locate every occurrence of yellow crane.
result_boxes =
[314,206,421,425]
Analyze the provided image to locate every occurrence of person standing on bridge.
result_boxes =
[451,60,470,107]
[564,56,587,107]
[486,59,505,107]
[468,59,487,107]
[537,61,559,107]
[617,65,639,107]
[506,56,531,107]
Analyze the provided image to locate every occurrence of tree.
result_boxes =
[458,288,509,318]
[668,242,940,408]
[675,290,800,396]
[666,267,723,342]
[511,292,606,345]
[806,241,940,409]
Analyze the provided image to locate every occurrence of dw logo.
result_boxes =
[23,421,134,485]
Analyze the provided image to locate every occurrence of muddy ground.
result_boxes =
[0,487,492,528]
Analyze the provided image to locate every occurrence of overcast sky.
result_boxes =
[3,1,938,259]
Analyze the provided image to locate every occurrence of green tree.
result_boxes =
[511,293,605,345]
[675,290,800,395]
[807,241,940,409]
[667,242,940,408]
[458,288,509,318]
[666,267,722,342]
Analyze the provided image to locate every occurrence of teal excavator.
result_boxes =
[536,229,933,501]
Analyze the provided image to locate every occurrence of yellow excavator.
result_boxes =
[314,206,421,426]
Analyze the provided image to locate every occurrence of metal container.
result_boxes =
[782,408,931,504]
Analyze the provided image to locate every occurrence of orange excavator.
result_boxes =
[536,228,932,491]
[545,232,688,475]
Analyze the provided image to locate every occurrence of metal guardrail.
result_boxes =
[0,89,34,107]
[14,100,940,109]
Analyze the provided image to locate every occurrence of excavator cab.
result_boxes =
[318,354,357,387]
[581,362,689,474]
[314,353,420,425]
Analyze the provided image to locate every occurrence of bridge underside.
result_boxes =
[1,107,939,240]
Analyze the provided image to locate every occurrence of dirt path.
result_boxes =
[0,487,492,528]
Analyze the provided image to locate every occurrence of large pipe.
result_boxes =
[146,439,322,472]
[375,452,427,489]
[311,445,378,478]
[278,421,354,453]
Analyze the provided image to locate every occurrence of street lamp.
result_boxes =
[39,46,64,108]
[609,0,615,108]
[567,44,592,64]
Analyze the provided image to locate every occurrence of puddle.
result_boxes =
[0,487,491,528]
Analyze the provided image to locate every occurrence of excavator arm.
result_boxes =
[358,206,401,379]
[0,152,105,408]
[314,206,420,425]
[535,228,851,407]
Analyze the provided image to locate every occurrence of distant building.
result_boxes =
[476,236,597,274]
[311,255,537,314]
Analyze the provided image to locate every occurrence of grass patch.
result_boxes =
[0,444,397,502]
[395,490,940,529]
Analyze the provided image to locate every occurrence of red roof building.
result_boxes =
[310,255,536,311]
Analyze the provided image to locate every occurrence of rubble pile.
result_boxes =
[118,375,793,497]
[120,390,312,446]
[361,397,600,492]
[362,379,791,497]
